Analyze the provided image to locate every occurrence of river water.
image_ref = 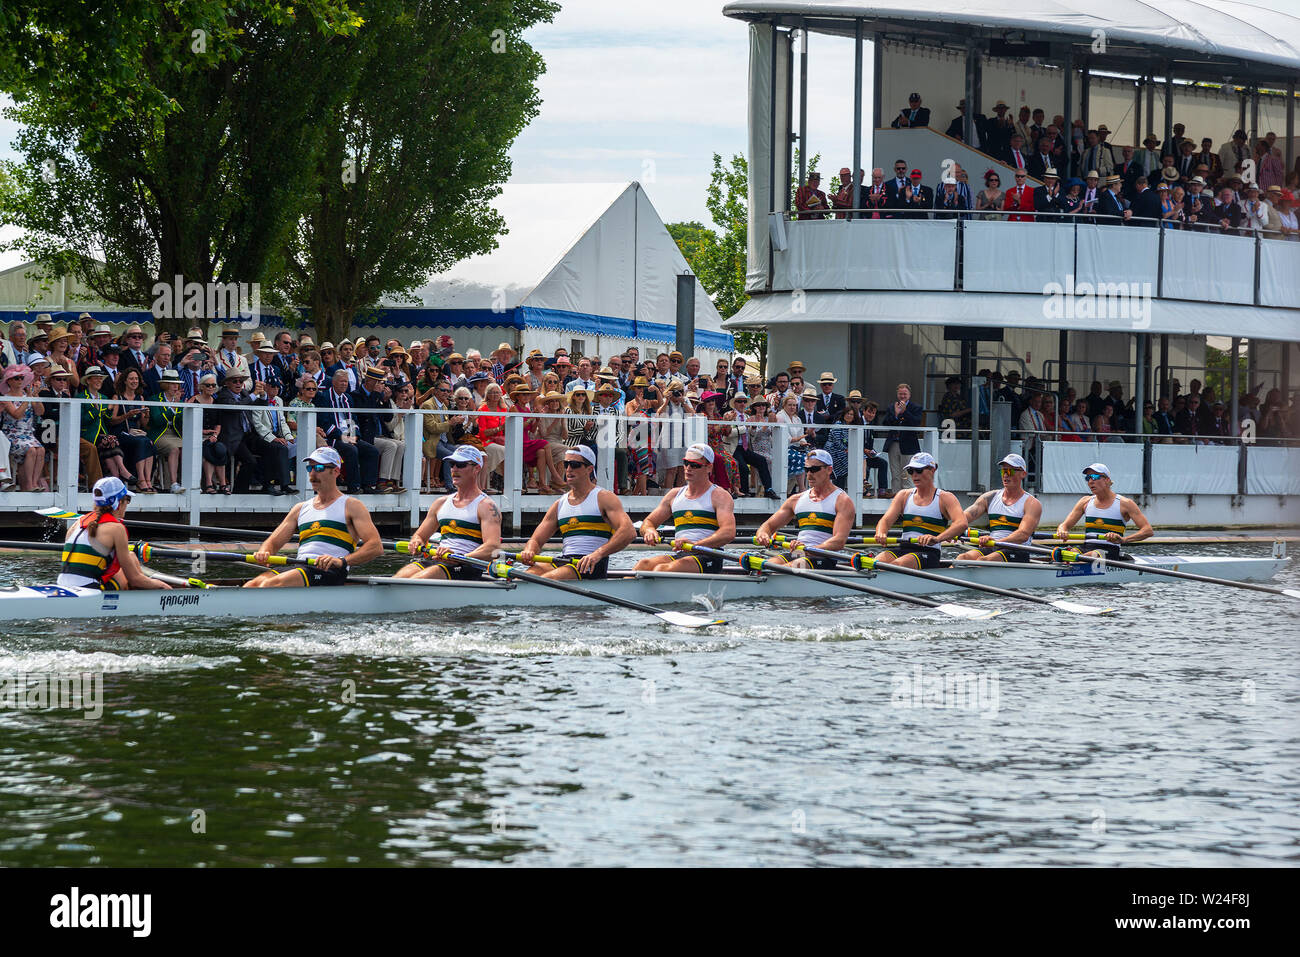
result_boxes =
[0,543,1296,867]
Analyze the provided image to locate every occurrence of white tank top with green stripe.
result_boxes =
[795,486,842,547]
[297,494,355,559]
[436,491,488,556]
[900,487,948,542]
[1084,495,1126,537]
[987,488,1030,541]
[671,484,719,544]
[557,486,612,556]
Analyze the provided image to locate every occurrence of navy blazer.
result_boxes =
[881,401,924,454]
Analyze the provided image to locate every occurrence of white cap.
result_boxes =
[906,451,938,471]
[565,445,597,466]
[306,446,343,468]
[445,444,484,467]
[685,442,715,464]
[92,476,133,506]
[805,448,833,467]
[1082,462,1111,479]
[998,453,1028,472]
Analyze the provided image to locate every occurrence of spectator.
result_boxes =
[1272,188,1298,239]
[1239,183,1274,234]
[1260,146,1285,191]
[110,368,158,493]
[881,382,923,489]
[824,406,861,490]
[249,374,293,495]
[892,169,932,219]
[1131,175,1163,226]
[1032,168,1064,221]
[974,170,1004,220]
[189,372,228,492]
[1,365,47,491]
[1060,177,1085,216]
[1184,176,1211,228]
[1134,133,1162,178]
[1017,391,1047,473]
[860,399,890,495]
[946,98,986,148]
[1002,132,1029,172]
[862,168,889,218]
[623,378,656,495]
[775,393,811,493]
[1027,136,1055,181]
[1061,398,1091,440]
[891,92,930,129]
[1175,139,1198,182]
[938,376,971,436]
[744,397,777,496]
[985,100,1015,156]
[884,160,911,216]
[795,171,830,220]
[726,392,774,498]
[831,167,862,219]
[1175,394,1208,444]
[655,382,691,488]
[1151,396,1175,441]
[1097,173,1131,223]
[1210,186,1243,235]
[147,369,186,492]
[1003,169,1035,221]
[1220,129,1250,183]
[933,175,969,215]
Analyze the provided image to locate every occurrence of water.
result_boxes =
[0,543,1296,866]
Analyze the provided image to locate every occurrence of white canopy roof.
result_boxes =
[723,1,1300,77]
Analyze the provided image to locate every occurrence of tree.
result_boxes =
[276,0,557,346]
[0,3,364,336]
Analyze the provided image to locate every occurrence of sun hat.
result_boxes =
[1082,462,1111,478]
[998,453,1028,472]
[92,476,133,507]
[2,364,32,388]
[905,451,938,471]
[306,446,343,468]
[805,448,833,467]
[685,442,715,464]
[565,445,596,466]
[446,445,484,467]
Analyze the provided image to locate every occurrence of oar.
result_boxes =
[0,540,218,588]
[680,543,1003,620]
[450,554,725,629]
[993,539,1300,599]
[130,542,324,569]
[765,536,1113,615]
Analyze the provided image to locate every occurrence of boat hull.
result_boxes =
[1,555,1287,621]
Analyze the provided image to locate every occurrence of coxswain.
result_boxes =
[956,453,1042,562]
[753,448,855,568]
[1054,462,1152,561]
[634,443,736,573]
[873,452,967,568]
[515,445,634,579]
[57,477,170,590]
[244,446,382,587]
[394,445,501,580]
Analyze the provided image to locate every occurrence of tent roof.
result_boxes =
[723,1,1300,81]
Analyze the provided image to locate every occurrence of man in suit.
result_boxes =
[141,342,172,398]
[1115,147,1142,203]
[1209,186,1244,236]
[892,169,932,219]
[247,373,293,495]
[1194,138,1223,186]
[933,175,969,217]
[1134,134,1162,178]
[117,324,150,378]
[830,167,863,219]
[1097,174,1132,223]
[883,159,911,217]
[1219,129,1250,184]
[985,100,1015,157]
[814,371,846,427]
[1082,126,1117,179]
[1130,176,1163,226]
[1027,139,1055,181]
[249,342,285,393]
[350,366,394,493]
[891,92,930,130]
[1175,140,1198,183]
[1079,170,1102,221]
[881,383,923,490]
[1032,168,1065,223]
[1013,105,1034,147]
[1183,176,1211,230]
[1001,132,1029,172]
[214,370,262,492]
[945,99,985,148]
[1164,123,1190,160]
[316,368,380,494]
[861,167,889,219]
[1003,169,1035,222]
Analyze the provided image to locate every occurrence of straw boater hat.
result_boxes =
[298,335,315,348]
[631,376,650,388]
[29,328,48,342]
[596,366,618,381]
[1086,170,1099,180]
[847,389,863,400]
[445,352,463,362]
[787,359,806,372]
[801,387,817,399]
[186,326,204,341]
[1043,168,1059,179]
[78,312,94,322]
[159,368,182,385]
[47,328,71,347]
[539,390,565,403]
[319,341,336,352]
[495,341,516,356]
[818,371,837,384]
[668,350,684,360]
[256,342,276,353]
[222,326,241,337]
[526,349,545,363]
[35,313,53,326]
[1104,174,1121,186]
[92,323,113,337]
[595,382,620,398]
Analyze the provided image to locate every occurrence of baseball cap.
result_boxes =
[805,448,833,467]
[306,446,343,468]
[998,453,1028,472]
[565,445,597,466]
[685,442,715,464]
[906,451,938,471]
[1082,462,1111,478]
[92,476,133,507]
[445,445,484,467]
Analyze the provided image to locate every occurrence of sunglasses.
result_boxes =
[563,460,588,469]
[904,467,927,475]
[449,461,475,469]
[999,467,1017,476]
[685,460,707,469]
[1084,473,1105,481]
[805,464,827,473]
[306,463,333,473]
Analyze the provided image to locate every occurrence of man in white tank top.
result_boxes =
[635,443,736,574]
[516,445,634,580]
[1054,461,1153,561]
[395,444,502,580]
[245,446,383,587]
[754,448,855,570]
[874,451,967,569]
[957,453,1042,562]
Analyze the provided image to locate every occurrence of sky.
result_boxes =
[1,0,1296,268]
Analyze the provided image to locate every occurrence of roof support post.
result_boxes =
[783,29,795,213]
[963,39,977,146]
[872,32,883,132]
[852,18,863,215]
[1134,331,1145,455]
[1162,65,1173,158]
[1249,85,1260,158]
[1133,78,1142,146]
[1159,334,1169,400]
[1080,58,1090,132]
[1062,49,1073,167]
[1287,80,1296,178]
[798,23,808,187]
[1230,336,1241,443]
[768,21,777,218]
[1145,73,1155,147]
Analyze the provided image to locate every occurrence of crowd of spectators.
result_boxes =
[800,92,1300,236]
[0,312,1294,496]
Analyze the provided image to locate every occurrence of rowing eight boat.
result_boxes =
[1,554,1286,621]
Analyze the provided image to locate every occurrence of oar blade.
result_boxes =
[35,508,79,519]
[933,603,1005,621]
[1049,599,1115,615]
[654,610,728,629]
[1283,589,1300,600]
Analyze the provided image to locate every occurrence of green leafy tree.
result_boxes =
[0,2,364,336]
[276,0,558,346]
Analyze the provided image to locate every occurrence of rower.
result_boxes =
[753,448,855,569]
[515,445,634,580]
[56,477,170,591]
[957,453,1042,562]
[394,445,501,580]
[244,446,383,587]
[634,443,736,573]
[874,452,967,568]
[1055,462,1153,561]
